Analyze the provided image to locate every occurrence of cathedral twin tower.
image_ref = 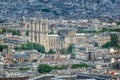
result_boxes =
[29,19,49,51]
[29,18,87,52]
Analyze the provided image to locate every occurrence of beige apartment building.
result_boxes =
[29,19,87,52]
[97,36,111,46]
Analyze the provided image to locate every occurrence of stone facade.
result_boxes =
[29,19,87,52]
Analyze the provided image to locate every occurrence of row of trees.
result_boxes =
[15,42,56,54]
[1,42,73,54]
[38,64,64,73]
[77,28,120,34]
[15,42,45,53]
[101,28,120,33]
[19,67,30,71]
[1,28,21,35]
[38,63,89,73]
[0,42,46,53]
[0,42,65,54]
[0,28,29,36]
[71,63,89,69]
[37,63,89,73]
[0,42,55,54]
[77,30,98,34]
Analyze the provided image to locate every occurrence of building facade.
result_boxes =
[29,19,87,52]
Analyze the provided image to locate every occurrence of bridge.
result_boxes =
[28,74,76,80]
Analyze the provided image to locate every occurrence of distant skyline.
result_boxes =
[0,0,120,20]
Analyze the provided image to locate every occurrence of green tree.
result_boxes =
[77,30,98,34]
[19,67,30,71]
[112,62,120,69]
[38,64,52,73]
[32,59,38,62]
[110,34,118,45]
[15,42,45,53]
[101,28,108,32]
[71,63,89,69]
[66,45,73,54]
[79,63,89,68]
[70,52,76,59]
[33,43,45,53]
[42,9,50,12]
[1,28,7,34]
[48,30,54,35]
[71,64,79,69]
[102,42,112,48]
[117,22,120,25]
[26,30,29,36]
[0,45,8,51]
[101,28,120,33]
[24,60,28,62]
[12,30,17,35]
[94,42,98,47]
[52,65,64,70]
[102,34,119,48]
[10,30,21,36]
[60,49,66,54]
[0,28,21,35]
[52,66,58,70]
[48,49,55,54]
[60,45,73,54]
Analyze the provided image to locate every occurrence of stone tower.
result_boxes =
[29,18,49,51]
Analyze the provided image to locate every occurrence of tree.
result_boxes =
[117,22,120,25]
[42,9,50,12]
[0,45,8,51]
[77,29,98,34]
[102,42,113,48]
[110,34,118,45]
[1,28,7,34]
[59,45,73,54]
[32,59,38,62]
[12,30,21,35]
[48,30,54,35]
[94,42,98,47]
[70,52,76,59]
[38,64,52,73]
[19,67,30,71]
[52,65,64,70]
[71,64,79,69]
[113,62,120,69]
[60,49,66,54]
[66,45,73,54]
[102,34,119,48]
[15,42,45,53]
[26,30,29,36]
[33,43,45,53]
[24,60,28,62]
[0,28,21,35]
[71,63,89,69]
[48,49,55,54]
